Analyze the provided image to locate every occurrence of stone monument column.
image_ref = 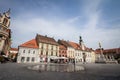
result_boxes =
[98,42,106,63]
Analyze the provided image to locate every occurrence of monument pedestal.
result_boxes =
[105,60,118,64]
[95,59,118,64]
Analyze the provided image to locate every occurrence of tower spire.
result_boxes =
[79,36,83,45]
[79,36,85,50]
[6,8,11,15]
[4,8,11,18]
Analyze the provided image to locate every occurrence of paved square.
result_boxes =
[0,63,120,80]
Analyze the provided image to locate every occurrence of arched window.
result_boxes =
[3,18,8,26]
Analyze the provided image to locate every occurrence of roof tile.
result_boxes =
[36,34,58,45]
[19,39,38,48]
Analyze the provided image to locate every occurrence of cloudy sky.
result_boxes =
[0,0,120,49]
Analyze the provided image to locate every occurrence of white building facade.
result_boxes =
[17,47,39,63]
[68,36,95,64]
[17,39,39,63]
[75,50,83,63]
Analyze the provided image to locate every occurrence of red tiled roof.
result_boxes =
[36,34,58,45]
[103,48,120,54]
[95,49,101,54]
[59,45,67,50]
[58,40,93,51]
[19,39,38,48]
[68,41,93,51]
[58,40,72,47]
[10,48,18,51]
[68,41,82,50]
[95,48,120,54]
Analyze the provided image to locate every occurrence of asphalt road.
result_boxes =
[0,63,120,80]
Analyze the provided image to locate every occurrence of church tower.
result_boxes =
[0,9,11,56]
[79,36,85,50]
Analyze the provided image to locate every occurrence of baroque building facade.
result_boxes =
[36,34,59,62]
[58,40,75,63]
[59,44,68,63]
[0,9,11,56]
[17,34,95,63]
[58,36,95,63]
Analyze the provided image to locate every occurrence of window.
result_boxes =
[46,44,48,49]
[55,46,57,50]
[41,44,43,49]
[26,57,30,62]
[33,51,35,54]
[28,50,30,53]
[46,51,48,56]
[51,45,53,50]
[31,57,35,62]
[51,51,53,56]
[23,50,25,53]
[56,52,57,56]
[41,50,43,55]
[89,54,91,57]
[21,57,25,62]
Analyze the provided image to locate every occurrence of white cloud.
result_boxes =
[11,15,79,47]
[10,0,120,49]
[67,16,81,23]
[79,0,120,49]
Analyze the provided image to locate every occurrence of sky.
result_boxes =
[0,0,120,49]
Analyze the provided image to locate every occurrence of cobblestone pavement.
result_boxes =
[0,63,120,80]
